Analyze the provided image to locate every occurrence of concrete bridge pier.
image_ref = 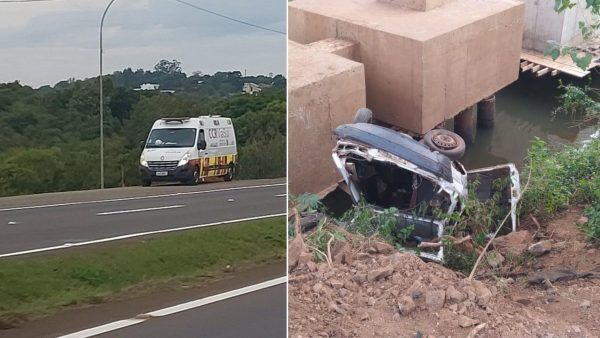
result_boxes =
[454,105,476,143]
[477,95,496,128]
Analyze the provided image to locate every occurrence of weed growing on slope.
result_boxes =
[520,138,599,218]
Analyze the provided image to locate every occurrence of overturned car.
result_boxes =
[332,122,521,262]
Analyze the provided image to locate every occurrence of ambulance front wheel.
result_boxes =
[189,167,201,185]
[141,179,151,187]
[224,165,234,182]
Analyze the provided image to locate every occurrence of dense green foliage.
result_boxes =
[520,138,599,217]
[520,137,600,242]
[554,81,600,124]
[0,62,286,196]
[341,203,399,243]
[0,217,285,327]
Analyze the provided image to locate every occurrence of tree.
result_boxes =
[0,67,286,197]
[545,0,600,70]
[154,59,182,74]
[548,2,600,125]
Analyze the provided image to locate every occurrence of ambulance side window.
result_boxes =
[197,129,207,150]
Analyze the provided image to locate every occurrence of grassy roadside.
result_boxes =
[0,217,285,328]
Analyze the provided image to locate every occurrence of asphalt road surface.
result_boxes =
[0,179,286,256]
[95,283,286,338]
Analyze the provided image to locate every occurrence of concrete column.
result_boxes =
[477,95,495,128]
[454,105,476,143]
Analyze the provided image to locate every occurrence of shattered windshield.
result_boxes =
[146,128,197,148]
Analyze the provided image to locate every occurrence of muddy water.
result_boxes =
[458,72,597,170]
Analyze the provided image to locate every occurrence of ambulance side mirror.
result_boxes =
[139,140,145,150]
[197,140,207,150]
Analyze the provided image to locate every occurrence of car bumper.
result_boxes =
[139,164,193,182]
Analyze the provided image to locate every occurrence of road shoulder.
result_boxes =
[0,260,285,338]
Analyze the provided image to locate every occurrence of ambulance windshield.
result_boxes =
[146,128,197,148]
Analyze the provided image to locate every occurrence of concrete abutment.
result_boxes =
[288,0,525,194]
[477,95,496,128]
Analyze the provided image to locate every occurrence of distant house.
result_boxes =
[242,82,261,95]
[134,83,160,91]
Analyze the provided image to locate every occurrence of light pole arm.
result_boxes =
[99,0,117,189]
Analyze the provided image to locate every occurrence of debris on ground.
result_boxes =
[527,240,552,257]
[491,230,532,256]
[289,208,600,337]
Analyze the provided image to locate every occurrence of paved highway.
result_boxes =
[61,279,287,338]
[0,264,286,338]
[0,179,286,256]
[98,283,286,338]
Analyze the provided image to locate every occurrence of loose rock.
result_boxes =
[398,295,416,315]
[528,240,552,257]
[329,279,344,289]
[471,280,493,306]
[373,241,395,254]
[492,230,532,256]
[328,301,345,315]
[446,285,466,303]
[367,265,394,282]
[407,280,424,299]
[425,290,446,310]
[458,315,480,328]
[486,251,505,268]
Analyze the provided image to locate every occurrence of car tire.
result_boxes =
[189,167,200,185]
[141,179,152,187]
[224,164,234,182]
[353,108,373,124]
[422,129,466,161]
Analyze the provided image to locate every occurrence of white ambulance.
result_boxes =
[139,116,237,186]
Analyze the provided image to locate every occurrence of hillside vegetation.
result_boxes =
[0,60,286,197]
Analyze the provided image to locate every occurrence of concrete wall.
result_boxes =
[422,4,524,129]
[380,0,456,11]
[289,0,524,134]
[562,0,592,46]
[288,42,366,195]
[522,0,591,52]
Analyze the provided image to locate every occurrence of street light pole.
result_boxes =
[99,0,117,189]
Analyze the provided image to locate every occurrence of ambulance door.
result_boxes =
[197,128,211,178]
[204,125,222,177]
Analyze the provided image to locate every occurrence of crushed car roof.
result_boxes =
[333,123,454,182]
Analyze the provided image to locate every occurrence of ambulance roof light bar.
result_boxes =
[161,117,190,124]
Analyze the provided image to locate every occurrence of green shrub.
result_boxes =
[582,203,600,243]
[341,203,399,243]
[520,137,600,219]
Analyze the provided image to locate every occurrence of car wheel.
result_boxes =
[141,179,152,187]
[422,129,466,161]
[189,167,200,185]
[353,108,373,124]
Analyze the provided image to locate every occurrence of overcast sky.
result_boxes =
[0,0,286,87]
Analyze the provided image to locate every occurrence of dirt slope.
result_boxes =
[289,209,600,338]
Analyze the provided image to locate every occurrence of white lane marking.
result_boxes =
[274,194,286,197]
[59,276,287,338]
[96,205,185,216]
[0,213,286,258]
[149,276,287,316]
[0,183,286,212]
[59,319,146,338]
